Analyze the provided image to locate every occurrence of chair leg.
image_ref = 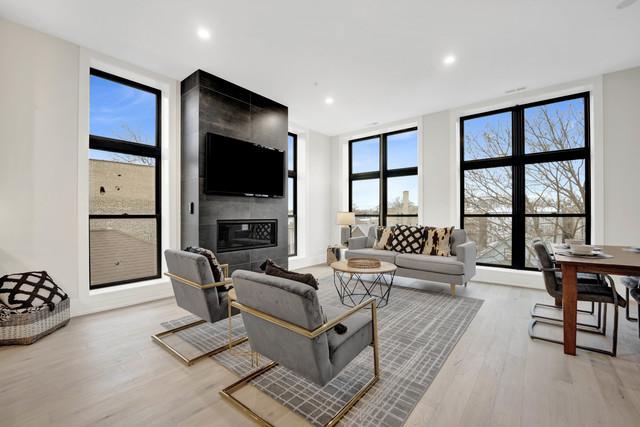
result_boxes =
[529,302,619,357]
[612,302,619,357]
[450,284,456,297]
[220,303,381,427]
[530,302,604,334]
[626,288,638,322]
[152,319,248,366]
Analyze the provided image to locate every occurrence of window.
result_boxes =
[89,69,162,289]
[349,128,418,226]
[461,92,590,269]
[287,133,297,256]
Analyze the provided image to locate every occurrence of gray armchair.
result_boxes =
[151,249,247,365]
[220,270,379,426]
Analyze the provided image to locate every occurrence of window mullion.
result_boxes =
[512,106,526,269]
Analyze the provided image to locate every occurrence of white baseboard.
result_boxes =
[289,253,326,270]
[474,266,544,289]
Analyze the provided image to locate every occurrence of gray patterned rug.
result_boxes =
[163,277,483,426]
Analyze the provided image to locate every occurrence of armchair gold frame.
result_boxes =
[220,297,380,427]
[151,264,248,366]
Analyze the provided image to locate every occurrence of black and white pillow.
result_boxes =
[184,247,225,283]
[0,271,68,312]
[388,225,425,254]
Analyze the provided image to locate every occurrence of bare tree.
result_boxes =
[464,102,586,265]
[111,125,155,166]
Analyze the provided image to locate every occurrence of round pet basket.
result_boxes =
[347,258,381,269]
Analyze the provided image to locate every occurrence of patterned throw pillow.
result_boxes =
[422,226,455,256]
[388,225,426,254]
[373,226,394,250]
[184,246,225,283]
[0,271,68,312]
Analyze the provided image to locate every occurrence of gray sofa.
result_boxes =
[347,227,477,296]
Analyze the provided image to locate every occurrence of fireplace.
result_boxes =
[217,219,278,253]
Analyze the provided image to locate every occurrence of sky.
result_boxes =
[351,130,418,212]
[464,98,584,160]
[90,75,157,146]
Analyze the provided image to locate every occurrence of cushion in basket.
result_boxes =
[0,271,67,312]
[387,225,425,254]
[422,226,455,256]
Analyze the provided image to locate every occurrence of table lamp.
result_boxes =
[336,211,356,245]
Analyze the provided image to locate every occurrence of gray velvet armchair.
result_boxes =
[151,249,247,365]
[220,270,380,427]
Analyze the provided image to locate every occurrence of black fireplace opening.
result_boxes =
[217,219,277,253]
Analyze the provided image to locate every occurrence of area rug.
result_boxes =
[162,277,483,426]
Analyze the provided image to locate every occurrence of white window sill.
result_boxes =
[88,276,169,297]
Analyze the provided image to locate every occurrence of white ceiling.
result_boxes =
[1,0,639,135]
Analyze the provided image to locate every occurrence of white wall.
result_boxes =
[288,125,333,269]
[331,67,640,289]
[0,18,81,299]
[0,19,180,315]
[603,67,640,246]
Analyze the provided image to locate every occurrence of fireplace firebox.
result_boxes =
[217,219,277,253]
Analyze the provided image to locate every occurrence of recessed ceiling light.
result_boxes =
[325,97,334,105]
[197,28,211,40]
[443,55,456,65]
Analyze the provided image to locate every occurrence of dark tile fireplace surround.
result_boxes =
[217,219,277,253]
[180,70,289,273]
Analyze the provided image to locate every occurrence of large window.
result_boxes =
[287,133,297,256]
[461,92,590,269]
[89,69,161,289]
[349,128,418,226]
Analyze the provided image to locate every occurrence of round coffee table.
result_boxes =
[330,260,397,308]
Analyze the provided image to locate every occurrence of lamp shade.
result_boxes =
[336,211,355,226]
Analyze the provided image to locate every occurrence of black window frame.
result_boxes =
[88,68,162,289]
[287,132,297,257]
[349,127,419,226]
[460,92,591,270]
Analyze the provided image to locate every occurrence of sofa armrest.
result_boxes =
[456,241,477,281]
[348,236,369,250]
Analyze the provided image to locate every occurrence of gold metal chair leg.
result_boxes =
[219,300,380,427]
[152,319,248,366]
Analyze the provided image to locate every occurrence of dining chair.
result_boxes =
[621,276,639,321]
[529,241,626,356]
[220,269,380,427]
[529,239,605,330]
[630,288,640,339]
[151,249,247,365]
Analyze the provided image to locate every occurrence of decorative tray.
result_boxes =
[347,258,381,269]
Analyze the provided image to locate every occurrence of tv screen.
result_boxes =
[204,133,286,197]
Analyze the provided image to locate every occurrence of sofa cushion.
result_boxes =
[346,248,397,264]
[450,229,467,256]
[373,226,394,250]
[395,253,465,275]
[422,226,454,257]
[388,225,425,254]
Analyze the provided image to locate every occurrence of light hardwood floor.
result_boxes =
[1,266,639,427]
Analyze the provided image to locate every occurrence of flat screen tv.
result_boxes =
[204,133,286,197]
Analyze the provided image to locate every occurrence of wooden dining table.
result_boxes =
[554,245,640,355]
